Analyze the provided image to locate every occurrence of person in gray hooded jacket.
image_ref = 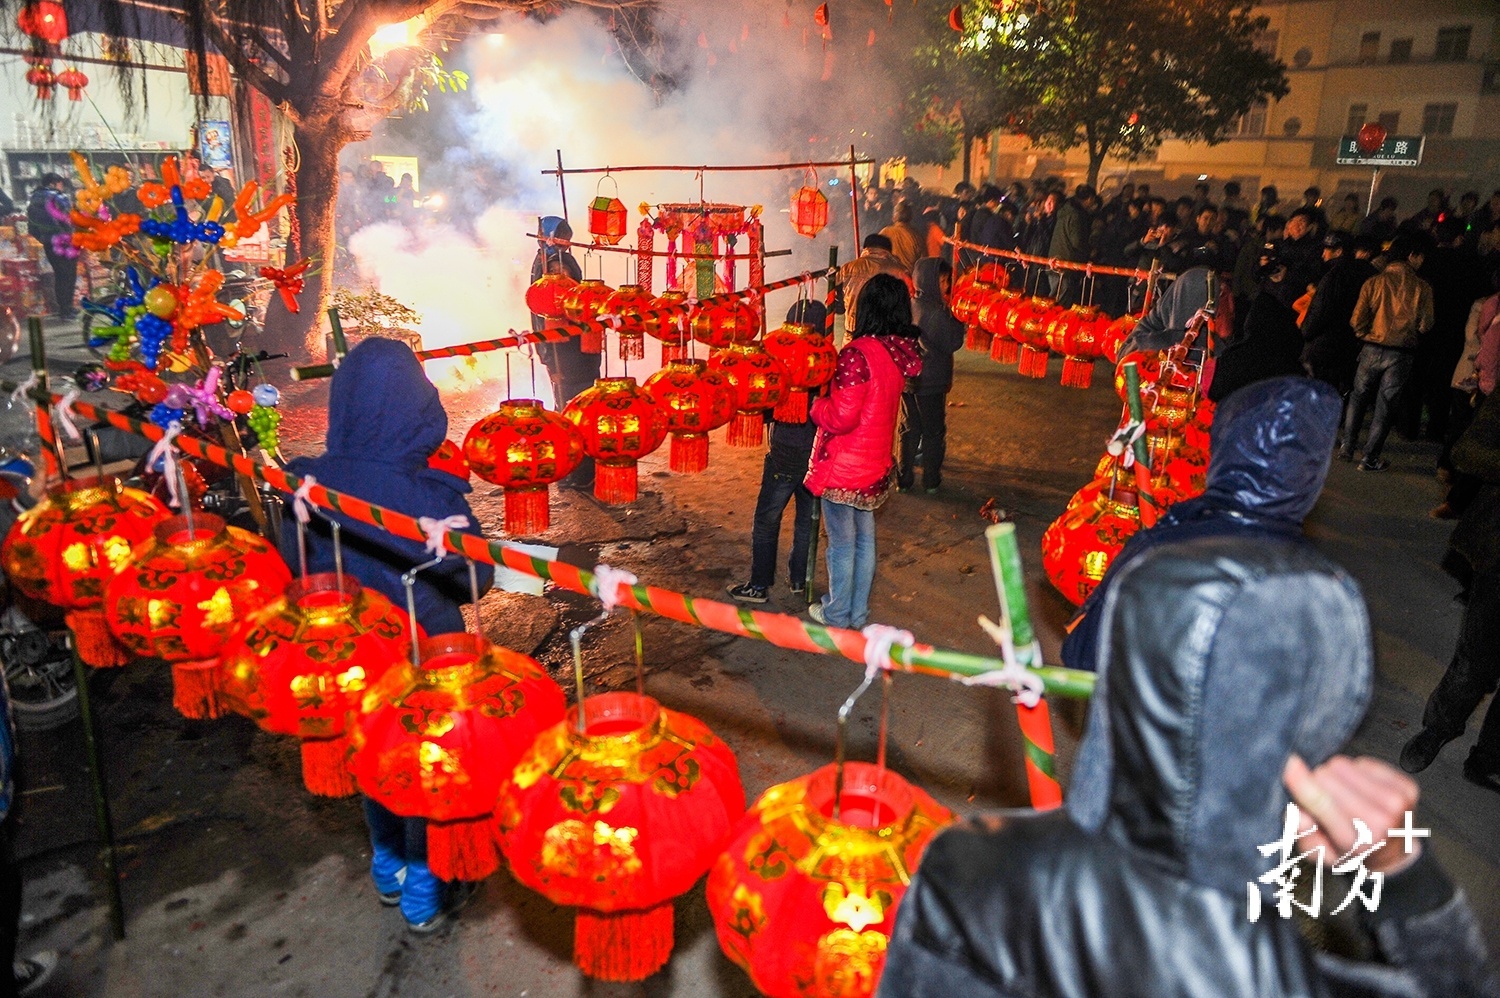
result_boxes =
[899,257,966,493]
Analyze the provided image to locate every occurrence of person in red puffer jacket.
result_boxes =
[805,274,923,628]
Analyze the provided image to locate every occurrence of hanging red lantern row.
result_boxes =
[1044,304,1108,390]
[352,633,566,882]
[24,57,54,100]
[16,1,68,44]
[957,271,1004,352]
[219,573,410,797]
[602,283,653,361]
[1099,313,1139,363]
[691,298,760,350]
[527,272,577,319]
[711,343,791,448]
[463,399,586,535]
[643,359,737,473]
[499,692,747,982]
[104,513,292,719]
[762,322,836,423]
[54,65,86,101]
[708,762,953,998]
[1,476,168,668]
[1006,297,1058,378]
[642,290,690,364]
[562,377,669,504]
[561,278,614,355]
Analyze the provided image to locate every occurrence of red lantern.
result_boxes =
[104,513,293,719]
[1,476,168,668]
[526,272,578,321]
[1045,304,1105,389]
[562,377,669,504]
[602,283,653,361]
[351,633,566,881]
[982,289,1023,364]
[1100,313,1139,363]
[499,692,747,982]
[1041,485,1141,605]
[54,65,85,101]
[219,573,410,797]
[561,278,613,354]
[791,186,829,238]
[642,290,691,364]
[948,272,980,325]
[708,762,953,998]
[1008,297,1056,378]
[427,439,470,481]
[590,194,629,247]
[463,399,585,535]
[762,322,836,423]
[691,298,760,350]
[711,343,791,448]
[1356,122,1388,156]
[643,359,736,473]
[24,58,54,100]
[16,1,67,45]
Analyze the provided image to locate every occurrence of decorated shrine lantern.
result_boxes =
[602,283,653,361]
[464,399,586,534]
[762,322,836,423]
[105,513,292,718]
[709,762,953,998]
[499,692,747,982]
[351,633,566,881]
[711,343,790,447]
[642,290,691,364]
[791,184,830,238]
[1041,481,1142,605]
[1,475,168,668]
[219,573,410,797]
[561,278,614,354]
[562,377,669,504]
[589,184,629,246]
[691,298,760,350]
[643,360,736,473]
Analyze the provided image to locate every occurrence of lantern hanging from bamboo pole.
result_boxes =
[791,177,829,239]
[526,272,577,321]
[589,177,629,246]
[691,298,760,350]
[562,377,669,504]
[561,279,614,354]
[602,283,653,361]
[642,290,691,364]
[762,323,836,423]
[463,399,585,535]
[711,343,790,448]
[643,359,736,473]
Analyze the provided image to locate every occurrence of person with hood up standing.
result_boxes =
[804,275,921,629]
[26,174,75,320]
[530,216,597,489]
[883,535,1499,998]
[899,258,965,493]
[283,338,494,933]
[1062,376,1341,673]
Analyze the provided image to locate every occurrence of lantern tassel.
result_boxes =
[1018,345,1049,378]
[595,461,639,504]
[300,735,357,797]
[991,335,1019,365]
[172,657,227,720]
[965,325,992,352]
[669,433,709,474]
[580,328,604,354]
[504,486,551,535]
[65,609,127,668]
[725,411,764,448]
[619,333,644,361]
[574,902,674,982]
[661,342,686,364]
[1060,356,1095,389]
[771,392,809,423]
[427,815,503,882]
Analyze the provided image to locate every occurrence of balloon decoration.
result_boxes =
[710,343,790,448]
[709,763,953,998]
[351,633,566,882]
[643,359,736,473]
[463,399,586,534]
[562,377,669,504]
[762,322,836,423]
[260,259,310,314]
[499,692,746,982]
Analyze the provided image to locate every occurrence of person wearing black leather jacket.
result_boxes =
[882,535,1499,998]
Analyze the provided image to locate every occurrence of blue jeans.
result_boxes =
[363,797,445,925]
[749,448,816,589]
[1342,343,1415,460]
[820,499,877,628]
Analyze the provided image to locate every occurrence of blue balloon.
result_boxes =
[251,383,280,408]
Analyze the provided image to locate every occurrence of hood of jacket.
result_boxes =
[1068,536,1373,895]
[913,258,947,303]
[869,333,923,377]
[538,215,568,240]
[324,337,448,469]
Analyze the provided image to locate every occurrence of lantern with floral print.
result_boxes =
[561,279,614,354]
[1040,483,1142,605]
[104,513,292,718]
[708,762,953,998]
[1005,297,1057,378]
[1,476,168,668]
[711,343,791,448]
[498,692,747,982]
[1044,305,1106,389]
[463,399,586,535]
[562,377,669,504]
[643,360,736,473]
[691,298,759,350]
[762,322,836,423]
[1100,313,1139,363]
[642,290,691,364]
[602,283,653,361]
[351,633,566,881]
[219,573,410,797]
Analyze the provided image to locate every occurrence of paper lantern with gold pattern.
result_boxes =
[1100,313,1139,364]
[691,298,760,350]
[602,283,653,361]
[463,399,585,535]
[762,323,836,423]
[643,360,736,473]
[562,377,669,504]
[642,290,691,364]
[526,272,577,321]
[1044,304,1106,389]
[561,279,614,354]
[1040,485,1141,606]
[711,343,790,448]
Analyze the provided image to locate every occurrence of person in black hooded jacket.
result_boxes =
[882,535,1498,998]
[1302,232,1379,394]
[899,257,966,493]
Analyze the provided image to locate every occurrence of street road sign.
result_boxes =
[1336,135,1425,167]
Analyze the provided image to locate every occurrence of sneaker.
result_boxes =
[15,951,57,995]
[1462,760,1500,795]
[1337,448,1355,462]
[727,583,768,604]
[408,881,478,935]
[808,602,827,625]
[1429,503,1458,520]
[1399,728,1456,773]
[788,577,806,596]
[377,865,406,906]
[1357,457,1389,472]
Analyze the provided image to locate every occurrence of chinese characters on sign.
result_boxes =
[1335,135,1426,168]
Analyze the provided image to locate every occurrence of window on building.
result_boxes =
[1434,25,1472,62]
[1422,102,1457,135]
[1234,99,1269,137]
[1377,110,1401,134]
[1254,29,1280,58]
[1346,103,1369,134]
[1389,38,1413,63]
[1358,32,1380,62]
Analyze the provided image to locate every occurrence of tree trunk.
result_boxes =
[1086,151,1105,189]
[960,122,975,185]
[262,116,342,357]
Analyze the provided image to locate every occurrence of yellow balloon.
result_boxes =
[144,286,177,318]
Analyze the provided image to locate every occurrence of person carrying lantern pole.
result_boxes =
[530,216,597,490]
[279,339,493,933]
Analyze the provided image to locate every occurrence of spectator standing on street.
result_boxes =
[1330,193,1363,234]
[1360,196,1401,244]
[835,234,910,342]
[529,217,597,490]
[880,201,924,274]
[0,668,58,996]
[1250,184,1280,226]
[1048,184,1098,307]
[1403,218,1488,443]
[1433,268,1500,519]
[1302,232,1378,394]
[899,258,965,493]
[25,174,75,320]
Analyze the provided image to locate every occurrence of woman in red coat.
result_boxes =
[805,275,923,627]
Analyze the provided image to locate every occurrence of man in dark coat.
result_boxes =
[899,258,966,492]
[1047,184,1098,307]
[530,216,597,488]
[26,174,75,320]
[1399,218,1488,441]
[1302,232,1379,393]
[882,535,1499,998]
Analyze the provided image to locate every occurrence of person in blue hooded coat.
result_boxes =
[531,216,598,489]
[282,338,494,932]
[1061,375,1341,674]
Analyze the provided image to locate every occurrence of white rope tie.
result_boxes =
[145,421,184,509]
[963,615,1046,707]
[860,624,914,681]
[55,388,82,441]
[8,373,38,405]
[291,475,318,524]
[1107,419,1147,467]
[592,563,639,613]
[416,514,468,559]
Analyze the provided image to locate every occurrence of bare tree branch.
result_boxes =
[200,7,290,106]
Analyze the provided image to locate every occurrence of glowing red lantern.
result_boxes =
[561,278,613,354]
[602,283,653,361]
[219,573,409,797]
[463,399,585,535]
[54,65,85,101]
[562,377,669,504]
[16,1,67,45]
[526,272,578,321]
[711,343,791,448]
[708,762,952,998]
[24,59,54,100]
[643,359,736,473]
[762,322,836,423]
[351,633,566,881]
[1041,485,1142,605]
[642,289,691,364]
[691,298,760,350]
[427,439,470,481]
[499,692,747,981]
[1100,313,1139,363]
[791,186,829,238]
[1,476,167,668]
[1045,304,1105,389]
[1356,122,1388,156]
[104,513,292,719]
[982,289,1023,364]
[948,272,980,325]
[590,194,629,247]
[1007,297,1056,378]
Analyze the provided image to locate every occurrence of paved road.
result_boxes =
[6,345,1496,996]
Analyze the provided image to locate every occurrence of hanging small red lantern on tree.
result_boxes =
[54,65,86,101]
[708,763,953,998]
[762,322,836,423]
[1,476,168,668]
[711,343,791,448]
[562,377,669,504]
[463,399,586,535]
[352,633,566,882]
[105,513,292,719]
[1040,483,1141,605]
[16,1,67,45]
[642,290,691,364]
[691,298,760,350]
[526,272,578,321]
[589,178,629,246]
[561,278,614,354]
[602,283,653,361]
[499,692,747,982]
[643,359,736,473]
[219,573,410,797]
[791,179,830,238]
[23,58,54,100]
